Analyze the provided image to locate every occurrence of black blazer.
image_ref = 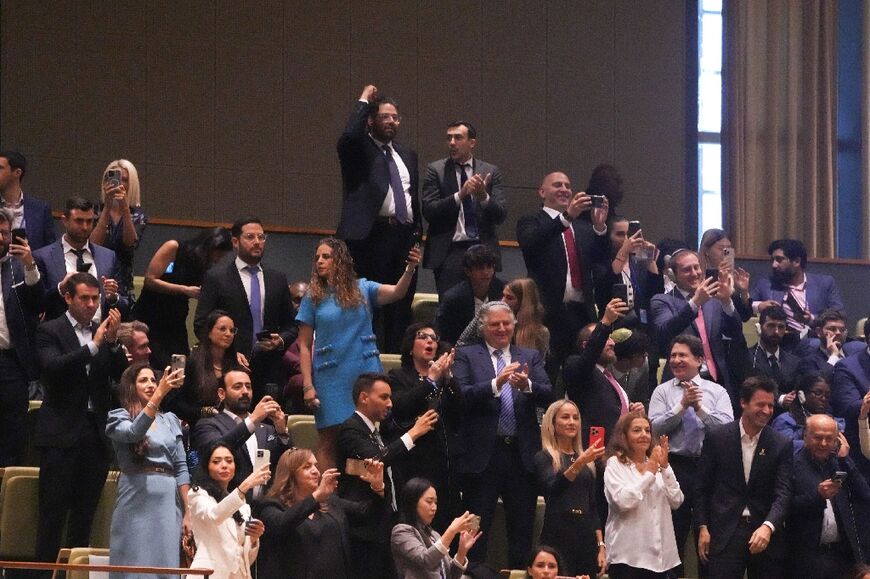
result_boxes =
[516,209,609,325]
[34,314,127,448]
[421,157,507,270]
[695,421,792,557]
[748,345,800,395]
[1,257,43,380]
[335,100,420,241]
[193,258,297,358]
[433,277,506,346]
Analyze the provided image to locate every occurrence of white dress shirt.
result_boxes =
[368,133,413,221]
[0,255,40,349]
[738,420,776,530]
[234,257,265,325]
[450,157,490,242]
[61,237,103,323]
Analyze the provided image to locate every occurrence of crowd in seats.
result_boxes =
[2,83,870,579]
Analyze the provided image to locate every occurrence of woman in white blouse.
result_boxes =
[603,411,683,579]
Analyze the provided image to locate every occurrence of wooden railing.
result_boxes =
[0,560,213,577]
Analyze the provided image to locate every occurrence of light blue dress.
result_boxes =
[296,278,383,428]
[106,409,190,579]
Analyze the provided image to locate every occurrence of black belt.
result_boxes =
[496,435,516,446]
[450,239,479,248]
[123,465,174,476]
[374,216,414,228]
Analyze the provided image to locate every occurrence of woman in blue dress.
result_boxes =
[297,237,420,469]
[106,361,188,579]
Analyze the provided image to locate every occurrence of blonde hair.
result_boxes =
[102,159,141,207]
[307,237,364,309]
[507,278,549,354]
[540,399,594,474]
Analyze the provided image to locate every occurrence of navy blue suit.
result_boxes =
[751,273,845,317]
[433,277,505,346]
[797,339,866,381]
[453,342,553,567]
[832,348,870,480]
[22,195,57,251]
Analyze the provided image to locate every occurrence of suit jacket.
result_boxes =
[592,260,664,325]
[187,488,258,579]
[33,239,129,320]
[193,258,297,359]
[336,100,420,241]
[421,157,506,270]
[563,322,623,447]
[34,314,127,448]
[787,449,870,574]
[190,412,290,487]
[796,341,866,382]
[694,421,792,556]
[1,257,43,379]
[751,272,845,316]
[21,196,57,251]
[516,209,609,325]
[650,289,744,392]
[452,343,553,474]
[832,349,870,478]
[433,277,506,346]
[391,523,465,579]
[748,345,801,394]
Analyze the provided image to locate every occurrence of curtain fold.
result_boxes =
[863,0,870,258]
[724,0,837,257]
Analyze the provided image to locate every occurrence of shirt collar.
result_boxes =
[739,419,761,443]
[0,190,24,208]
[672,375,702,388]
[788,274,807,291]
[355,410,378,433]
[486,342,508,358]
[369,133,392,149]
[62,236,91,255]
[223,408,248,423]
[235,255,260,273]
[65,311,88,331]
[454,156,474,169]
[541,206,562,220]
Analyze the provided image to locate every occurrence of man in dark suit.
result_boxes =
[0,207,43,466]
[748,305,800,408]
[0,150,57,251]
[752,238,845,350]
[796,310,865,381]
[787,414,870,579]
[191,368,291,496]
[696,376,793,579]
[433,244,505,345]
[34,273,126,564]
[421,121,507,296]
[336,372,438,579]
[33,197,127,321]
[336,84,420,353]
[453,301,553,567]
[651,249,746,400]
[516,171,610,372]
[832,318,870,480]
[194,216,297,403]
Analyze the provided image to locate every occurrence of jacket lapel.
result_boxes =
[445,159,460,195]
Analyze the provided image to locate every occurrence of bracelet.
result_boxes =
[303,385,315,393]
[146,401,158,410]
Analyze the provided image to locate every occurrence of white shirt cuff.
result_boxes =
[763,520,776,532]
[433,539,448,556]
[86,341,98,357]
[24,266,40,285]
[400,433,416,450]
[244,416,255,433]
[491,379,501,397]
[722,299,736,315]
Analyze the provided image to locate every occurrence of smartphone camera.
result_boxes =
[590,195,606,209]
[627,221,641,238]
[105,169,122,188]
[10,228,26,244]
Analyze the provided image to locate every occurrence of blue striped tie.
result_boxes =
[495,350,516,436]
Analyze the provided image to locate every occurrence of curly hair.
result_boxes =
[307,237,364,309]
[117,361,153,461]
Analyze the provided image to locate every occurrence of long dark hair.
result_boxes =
[526,545,563,578]
[191,440,245,524]
[117,362,153,461]
[176,227,232,284]
[190,309,243,404]
[397,477,436,548]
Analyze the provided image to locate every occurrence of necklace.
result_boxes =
[561,450,578,463]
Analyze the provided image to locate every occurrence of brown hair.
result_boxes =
[606,411,652,465]
[307,237,364,309]
[507,278,549,354]
[117,362,153,460]
[266,448,314,507]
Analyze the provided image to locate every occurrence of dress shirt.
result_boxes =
[65,311,98,410]
[234,257,266,326]
[61,237,103,323]
[859,419,870,461]
[819,498,841,544]
[485,342,533,397]
[354,410,415,452]
[603,455,684,573]
[451,157,490,242]
[0,256,40,349]
[540,206,606,304]
[674,286,736,377]
[738,420,776,530]
[368,133,413,221]
[648,375,733,456]
[0,191,25,228]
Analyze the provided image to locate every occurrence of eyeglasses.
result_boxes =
[822,326,847,334]
[415,331,439,342]
[240,233,267,242]
[377,113,401,122]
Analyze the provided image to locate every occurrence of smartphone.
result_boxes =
[10,228,26,243]
[612,283,629,304]
[722,247,735,269]
[346,457,367,476]
[265,382,281,400]
[254,449,271,474]
[76,262,93,273]
[627,220,641,237]
[426,394,441,412]
[590,194,606,208]
[170,354,187,379]
[105,169,122,188]
[412,229,423,250]
[832,471,848,484]
[466,514,481,532]
[704,268,719,281]
[589,426,605,448]
[256,330,273,342]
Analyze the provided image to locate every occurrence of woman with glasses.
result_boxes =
[385,322,461,531]
[772,374,845,454]
[297,237,419,469]
[167,309,248,425]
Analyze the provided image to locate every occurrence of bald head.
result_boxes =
[538,171,573,212]
[804,414,840,462]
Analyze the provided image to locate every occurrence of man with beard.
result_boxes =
[748,305,800,407]
[191,368,290,496]
[752,239,844,350]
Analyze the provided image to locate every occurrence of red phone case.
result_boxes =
[589,426,605,448]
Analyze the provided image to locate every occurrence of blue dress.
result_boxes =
[106,409,190,579]
[296,278,382,428]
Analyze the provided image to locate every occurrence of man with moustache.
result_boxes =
[748,305,800,406]
[796,310,864,380]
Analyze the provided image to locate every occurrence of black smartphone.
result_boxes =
[590,195,606,209]
[832,471,848,484]
[627,220,641,237]
[76,262,93,273]
[10,228,26,243]
[265,382,281,400]
[705,268,718,281]
[412,229,423,250]
[256,330,273,341]
[612,283,629,303]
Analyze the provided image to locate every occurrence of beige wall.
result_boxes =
[0,0,688,242]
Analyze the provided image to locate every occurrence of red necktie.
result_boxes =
[694,308,719,382]
[562,226,583,290]
[603,369,629,415]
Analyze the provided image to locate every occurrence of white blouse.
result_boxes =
[603,455,684,573]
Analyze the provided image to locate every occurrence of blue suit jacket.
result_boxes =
[1,257,43,379]
[22,196,57,251]
[832,348,870,478]
[453,343,553,474]
[751,272,845,316]
[33,240,128,320]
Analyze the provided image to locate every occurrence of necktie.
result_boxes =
[458,163,479,239]
[383,145,409,223]
[562,226,583,290]
[682,404,702,456]
[495,349,516,436]
[71,248,88,272]
[245,265,263,342]
[768,354,779,372]
[372,427,398,511]
[603,368,630,415]
[694,307,718,382]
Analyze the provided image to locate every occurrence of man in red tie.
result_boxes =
[517,171,611,374]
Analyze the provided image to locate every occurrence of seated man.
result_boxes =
[434,244,505,345]
[796,310,864,381]
[748,305,800,408]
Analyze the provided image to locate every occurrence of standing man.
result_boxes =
[34,273,127,564]
[336,84,420,353]
[194,217,297,403]
[453,301,553,567]
[0,207,42,466]
[421,121,506,296]
[116,320,152,365]
[695,376,793,579]
[0,150,56,251]
[516,171,609,372]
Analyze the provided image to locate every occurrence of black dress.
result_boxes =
[534,450,600,577]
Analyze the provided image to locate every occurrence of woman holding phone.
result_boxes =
[697,228,752,321]
[187,440,271,579]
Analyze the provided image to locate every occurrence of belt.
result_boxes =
[496,435,515,446]
[374,216,414,228]
[123,465,174,476]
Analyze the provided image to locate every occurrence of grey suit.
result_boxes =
[390,523,465,579]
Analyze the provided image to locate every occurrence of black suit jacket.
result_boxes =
[748,345,800,395]
[516,209,609,326]
[1,257,43,380]
[433,277,506,346]
[335,100,420,241]
[787,449,870,574]
[22,195,57,251]
[695,421,792,556]
[34,314,127,448]
[421,157,507,269]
